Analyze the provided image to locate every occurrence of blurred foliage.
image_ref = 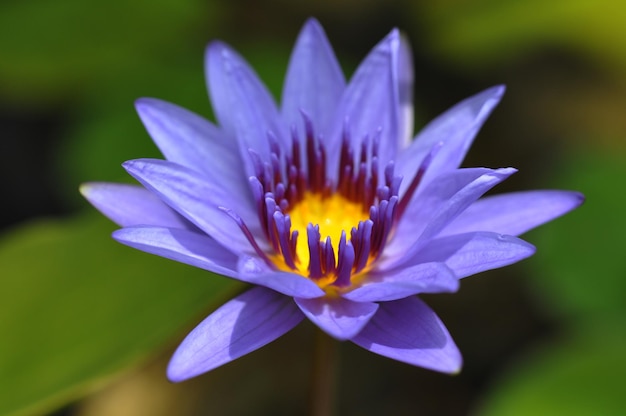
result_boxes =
[0,0,214,103]
[478,321,626,416]
[474,144,626,415]
[1,0,626,415]
[415,0,626,74]
[528,147,626,319]
[0,215,241,416]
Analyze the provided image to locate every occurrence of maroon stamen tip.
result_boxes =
[291,130,302,172]
[372,129,381,158]
[360,136,368,164]
[397,141,442,218]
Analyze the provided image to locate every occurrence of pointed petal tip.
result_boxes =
[351,297,464,374]
[205,41,232,73]
[572,190,586,207]
[302,17,323,32]
[134,98,163,127]
[166,361,190,383]
[121,159,135,172]
[121,158,157,173]
[79,181,111,205]
[165,346,233,383]
[295,297,379,341]
[490,84,506,97]
[501,234,537,256]
[496,166,518,175]
[205,40,232,61]
[134,96,167,115]
[474,84,506,117]
[78,182,94,197]
[381,28,401,49]
[442,355,463,375]
[134,96,152,109]
[78,181,111,203]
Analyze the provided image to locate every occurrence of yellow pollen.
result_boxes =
[288,192,369,274]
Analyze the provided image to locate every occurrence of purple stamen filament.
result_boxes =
[230,117,432,292]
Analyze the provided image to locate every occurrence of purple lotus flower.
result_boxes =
[81,18,582,382]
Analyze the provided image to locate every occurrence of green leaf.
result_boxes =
[478,320,626,416]
[527,147,626,318]
[0,215,241,416]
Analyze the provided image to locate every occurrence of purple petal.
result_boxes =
[281,18,345,137]
[113,227,324,298]
[326,29,401,175]
[397,86,505,195]
[206,41,289,173]
[80,182,193,229]
[167,286,303,382]
[113,226,241,277]
[343,262,458,302]
[294,296,379,340]
[413,232,536,279]
[386,167,516,264]
[134,98,246,193]
[123,158,263,253]
[237,256,325,298]
[440,190,585,237]
[351,297,462,373]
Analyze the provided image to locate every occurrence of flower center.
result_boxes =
[224,115,432,293]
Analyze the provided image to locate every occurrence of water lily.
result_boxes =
[81,18,583,382]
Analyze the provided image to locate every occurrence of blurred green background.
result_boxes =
[1,0,624,415]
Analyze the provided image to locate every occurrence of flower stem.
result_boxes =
[310,329,338,416]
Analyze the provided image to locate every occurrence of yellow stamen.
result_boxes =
[286,192,369,275]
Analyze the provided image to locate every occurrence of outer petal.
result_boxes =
[397,86,505,195]
[167,286,303,382]
[326,29,401,176]
[135,98,246,192]
[295,296,379,341]
[412,232,536,279]
[113,227,324,298]
[80,182,193,229]
[386,167,516,264]
[113,226,240,278]
[352,297,462,373]
[439,190,585,237]
[123,158,263,253]
[236,256,325,299]
[343,262,458,302]
[281,18,345,139]
[206,41,289,173]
